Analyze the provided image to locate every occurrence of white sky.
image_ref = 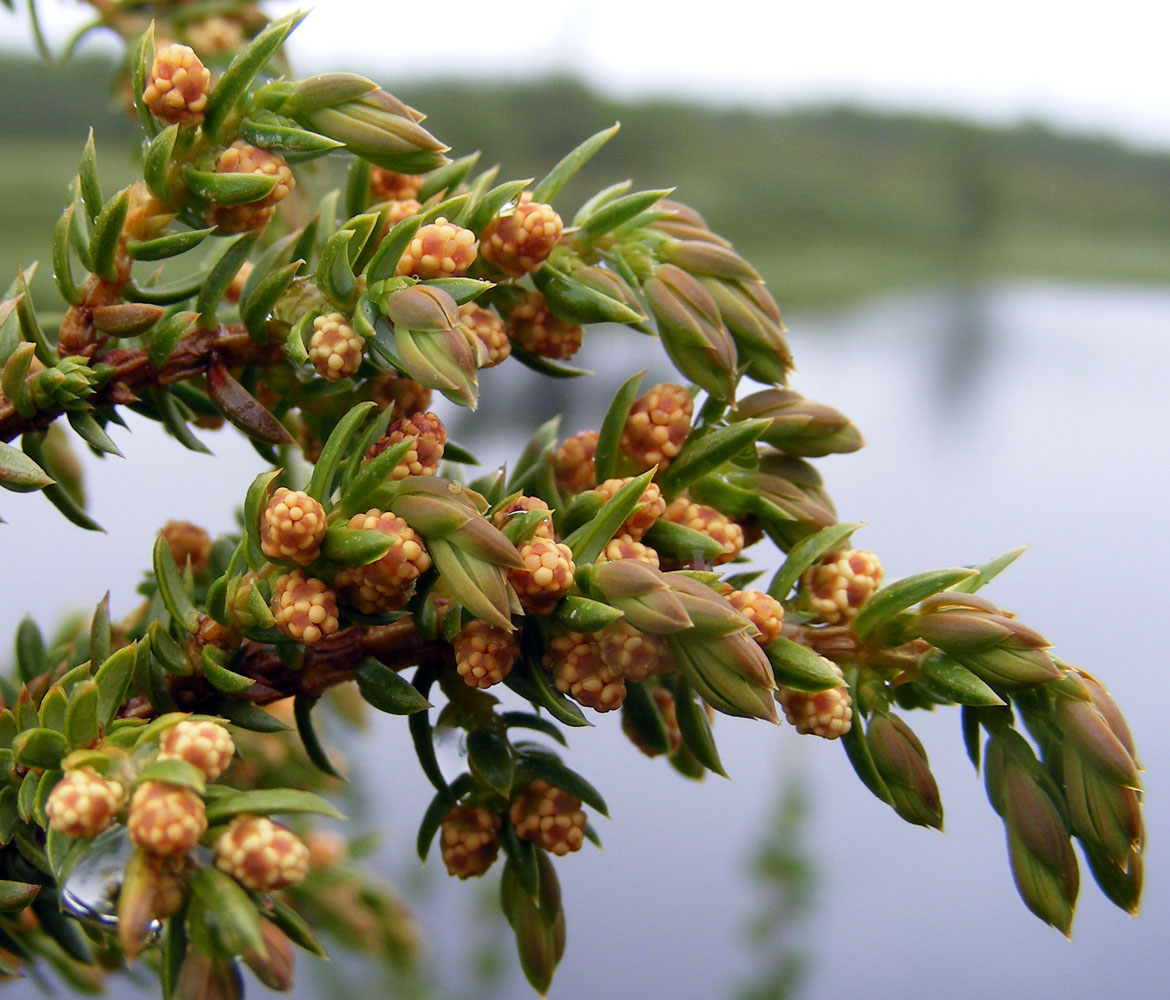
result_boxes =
[3,0,1170,147]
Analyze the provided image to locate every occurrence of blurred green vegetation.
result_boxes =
[3,53,1170,311]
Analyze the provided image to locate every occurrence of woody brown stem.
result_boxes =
[120,617,450,719]
[0,323,285,444]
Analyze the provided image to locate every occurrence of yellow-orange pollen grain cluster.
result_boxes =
[509,537,576,613]
[492,495,555,540]
[395,217,477,278]
[727,589,785,646]
[543,631,626,712]
[161,520,212,575]
[597,620,672,682]
[127,781,207,856]
[309,312,364,382]
[620,382,693,472]
[46,769,124,839]
[207,141,294,233]
[158,720,236,781]
[369,167,424,202]
[458,303,511,368]
[479,195,563,276]
[260,487,328,565]
[454,620,519,689]
[143,44,210,125]
[333,510,431,613]
[506,291,583,360]
[595,478,666,542]
[440,805,502,878]
[214,815,310,891]
[509,779,587,856]
[662,496,744,565]
[553,430,598,495]
[271,571,340,644]
[777,661,853,739]
[596,533,660,568]
[799,549,884,625]
[369,410,446,479]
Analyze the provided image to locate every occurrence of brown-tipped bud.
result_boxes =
[591,559,692,634]
[128,782,207,856]
[370,167,424,202]
[915,606,1061,688]
[243,920,297,993]
[46,768,124,839]
[509,538,575,614]
[660,238,759,281]
[734,388,863,457]
[260,487,328,565]
[493,495,555,540]
[553,430,599,495]
[334,510,431,613]
[143,43,210,125]
[544,631,626,711]
[458,303,511,368]
[596,533,660,568]
[440,805,502,878]
[207,141,295,234]
[1001,758,1080,934]
[271,571,341,644]
[309,312,365,381]
[510,779,587,856]
[643,263,737,402]
[367,373,433,421]
[395,216,477,278]
[666,573,756,637]
[777,664,852,739]
[382,284,460,332]
[595,478,666,542]
[158,720,235,782]
[727,589,785,645]
[161,520,212,576]
[799,550,883,624]
[620,383,693,472]
[480,196,563,276]
[506,290,583,360]
[369,410,447,479]
[866,712,943,829]
[702,277,794,384]
[454,620,519,689]
[1056,697,1141,789]
[597,620,673,682]
[661,497,744,566]
[623,687,683,756]
[215,816,310,891]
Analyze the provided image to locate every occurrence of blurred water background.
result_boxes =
[1,5,1168,998]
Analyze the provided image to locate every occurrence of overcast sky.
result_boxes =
[3,0,1170,148]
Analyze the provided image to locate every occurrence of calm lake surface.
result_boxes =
[1,282,1165,999]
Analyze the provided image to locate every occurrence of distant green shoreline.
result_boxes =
[3,55,1169,311]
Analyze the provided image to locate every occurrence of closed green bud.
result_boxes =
[702,277,793,384]
[590,559,693,634]
[394,324,480,408]
[866,711,943,829]
[535,260,646,325]
[665,572,755,638]
[91,302,166,337]
[1056,697,1141,789]
[668,633,778,721]
[733,388,863,458]
[1062,740,1143,866]
[282,74,449,174]
[1001,758,1080,935]
[644,264,737,401]
[382,284,460,332]
[659,238,759,282]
